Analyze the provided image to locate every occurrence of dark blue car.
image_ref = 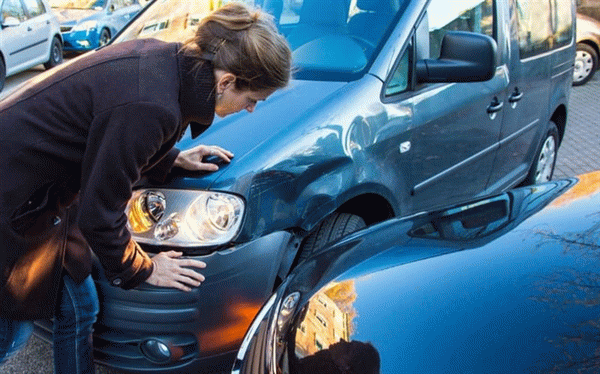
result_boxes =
[33,0,577,372]
[50,0,143,52]
[234,171,600,373]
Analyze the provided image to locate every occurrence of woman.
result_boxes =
[0,2,291,372]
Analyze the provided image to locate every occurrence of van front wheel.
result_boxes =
[297,212,366,264]
[524,121,559,185]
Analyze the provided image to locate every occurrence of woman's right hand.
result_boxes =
[145,250,206,292]
[172,144,234,172]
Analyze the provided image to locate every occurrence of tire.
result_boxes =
[523,121,559,185]
[297,212,366,263]
[43,36,63,70]
[0,58,5,92]
[99,29,111,47]
[573,43,598,86]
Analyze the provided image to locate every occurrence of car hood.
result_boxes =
[53,8,101,24]
[243,173,600,373]
[163,78,349,190]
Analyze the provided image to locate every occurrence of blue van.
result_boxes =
[34,0,576,372]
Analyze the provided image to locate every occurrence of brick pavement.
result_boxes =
[554,73,600,179]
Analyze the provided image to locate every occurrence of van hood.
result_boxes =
[169,78,350,189]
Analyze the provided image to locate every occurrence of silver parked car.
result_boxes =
[0,0,63,91]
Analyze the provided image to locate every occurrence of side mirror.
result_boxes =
[2,16,21,28]
[416,31,497,83]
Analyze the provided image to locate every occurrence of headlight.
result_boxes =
[126,189,245,247]
[72,20,98,31]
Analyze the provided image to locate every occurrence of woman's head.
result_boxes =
[182,2,292,115]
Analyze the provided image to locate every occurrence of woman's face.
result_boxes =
[214,70,276,117]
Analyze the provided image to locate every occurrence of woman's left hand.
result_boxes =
[173,145,234,172]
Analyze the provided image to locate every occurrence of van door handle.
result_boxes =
[27,26,33,31]
[508,88,523,103]
[487,98,504,114]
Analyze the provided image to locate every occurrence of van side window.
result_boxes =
[515,0,552,57]
[385,49,410,96]
[384,0,495,97]
[427,0,495,59]
[516,0,573,58]
[553,0,574,47]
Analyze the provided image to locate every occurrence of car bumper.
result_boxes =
[62,31,100,52]
[92,230,292,373]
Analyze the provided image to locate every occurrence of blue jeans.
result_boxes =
[0,273,99,373]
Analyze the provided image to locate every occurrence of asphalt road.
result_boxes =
[0,68,599,374]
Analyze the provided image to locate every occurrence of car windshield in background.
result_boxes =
[113,0,407,80]
[49,0,106,9]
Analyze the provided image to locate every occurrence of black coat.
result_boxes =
[0,38,216,319]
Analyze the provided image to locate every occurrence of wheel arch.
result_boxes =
[550,104,567,146]
[337,192,395,226]
[53,32,64,45]
[578,39,600,59]
[101,26,112,37]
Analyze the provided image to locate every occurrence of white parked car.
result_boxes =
[0,0,63,91]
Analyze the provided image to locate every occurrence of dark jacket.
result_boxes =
[0,38,216,319]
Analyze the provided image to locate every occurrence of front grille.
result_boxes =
[60,26,72,32]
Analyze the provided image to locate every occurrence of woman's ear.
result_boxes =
[216,72,237,94]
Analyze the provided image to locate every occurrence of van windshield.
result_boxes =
[113,0,408,81]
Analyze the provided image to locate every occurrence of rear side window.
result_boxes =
[515,0,573,58]
[1,0,27,22]
[22,0,46,18]
[553,0,573,46]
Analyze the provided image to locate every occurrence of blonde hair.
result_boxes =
[181,2,292,92]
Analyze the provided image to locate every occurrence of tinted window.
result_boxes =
[428,0,495,59]
[553,0,573,47]
[516,0,573,58]
[384,0,495,97]
[385,48,409,96]
[22,0,46,17]
[516,0,552,57]
[1,0,26,21]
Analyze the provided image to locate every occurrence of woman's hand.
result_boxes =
[173,145,234,172]
[145,250,206,292]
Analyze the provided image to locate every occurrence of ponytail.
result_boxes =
[181,2,292,92]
